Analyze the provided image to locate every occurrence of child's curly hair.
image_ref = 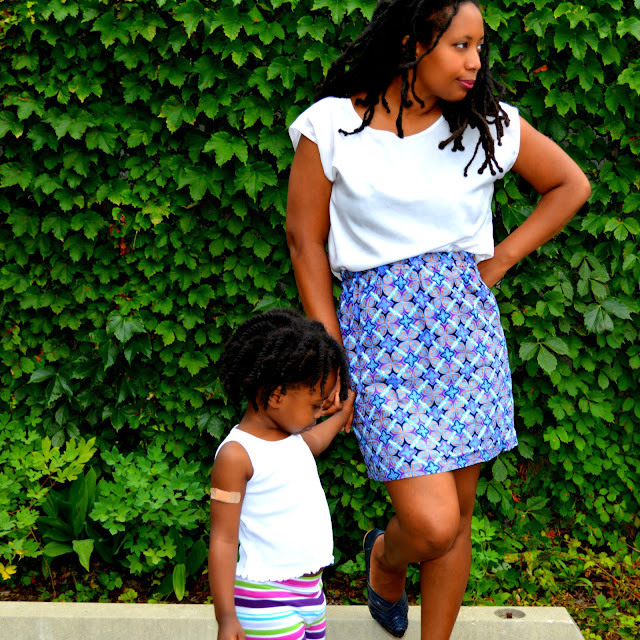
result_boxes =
[222,309,350,410]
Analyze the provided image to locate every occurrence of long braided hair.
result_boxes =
[317,0,509,176]
[221,309,350,410]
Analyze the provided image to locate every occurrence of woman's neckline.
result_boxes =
[347,96,444,139]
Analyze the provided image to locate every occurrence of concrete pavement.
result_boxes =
[0,602,586,639]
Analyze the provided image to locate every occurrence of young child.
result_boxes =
[208,308,355,640]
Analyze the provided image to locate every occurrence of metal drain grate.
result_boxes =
[494,608,526,619]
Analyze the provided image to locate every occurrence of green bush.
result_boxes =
[1,0,639,604]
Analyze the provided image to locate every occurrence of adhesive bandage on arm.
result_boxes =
[210,488,241,504]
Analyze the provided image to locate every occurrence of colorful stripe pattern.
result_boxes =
[234,573,326,639]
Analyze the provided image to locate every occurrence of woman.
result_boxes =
[286,1,590,638]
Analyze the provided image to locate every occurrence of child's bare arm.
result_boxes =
[209,442,252,640]
[302,388,356,457]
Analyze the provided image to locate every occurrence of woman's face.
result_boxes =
[412,2,484,104]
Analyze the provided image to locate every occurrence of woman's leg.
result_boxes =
[369,463,481,640]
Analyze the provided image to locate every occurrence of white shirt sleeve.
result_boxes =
[494,103,521,174]
[289,99,339,182]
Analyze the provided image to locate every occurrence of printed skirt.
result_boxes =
[338,251,517,482]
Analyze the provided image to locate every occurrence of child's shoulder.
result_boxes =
[212,438,253,482]
[215,427,251,463]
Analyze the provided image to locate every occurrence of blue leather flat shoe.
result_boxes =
[363,528,408,638]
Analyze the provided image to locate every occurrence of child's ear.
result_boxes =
[267,386,285,408]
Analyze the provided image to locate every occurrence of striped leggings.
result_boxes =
[234,572,326,639]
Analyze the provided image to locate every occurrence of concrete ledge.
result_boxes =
[0,602,585,639]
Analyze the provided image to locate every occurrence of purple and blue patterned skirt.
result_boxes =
[338,251,517,482]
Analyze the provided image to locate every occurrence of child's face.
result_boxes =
[275,369,339,434]
[413,2,484,104]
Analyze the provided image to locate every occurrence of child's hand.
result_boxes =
[323,376,356,432]
[217,617,246,640]
[340,388,356,433]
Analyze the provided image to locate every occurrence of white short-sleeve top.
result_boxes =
[289,97,520,278]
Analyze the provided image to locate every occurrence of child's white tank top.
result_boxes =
[215,427,334,582]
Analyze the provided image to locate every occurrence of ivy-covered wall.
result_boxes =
[1,0,639,600]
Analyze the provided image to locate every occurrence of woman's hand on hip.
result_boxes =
[476,257,507,289]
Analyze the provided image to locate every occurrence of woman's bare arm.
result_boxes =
[286,135,342,343]
[478,116,592,287]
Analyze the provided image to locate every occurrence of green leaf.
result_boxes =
[173,563,187,601]
[43,541,73,558]
[208,6,245,40]
[175,1,205,36]
[303,42,340,75]
[537,346,557,373]
[158,58,192,88]
[193,56,224,91]
[197,412,225,438]
[486,483,500,504]
[85,127,118,154]
[526,496,549,512]
[155,321,177,346]
[106,312,146,343]
[72,539,94,572]
[70,211,105,240]
[0,162,33,189]
[42,0,79,21]
[518,440,534,460]
[268,57,299,89]
[188,284,214,308]
[297,15,330,41]
[544,88,576,116]
[68,76,103,102]
[601,298,632,319]
[124,335,152,364]
[160,97,197,133]
[542,337,569,355]
[492,457,508,483]
[203,132,248,165]
[518,342,538,361]
[42,212,71,239]
[616,17,640,41]
[0,110,24,138]
[29,368,56,383]
[91,12,129,47]
[234,162,277,201]
[185,539,208,576]
[584,305,614,333]
[545,430,561,451]
[618,65,640,95]
[178,351,209,375]
[311,0,347,24]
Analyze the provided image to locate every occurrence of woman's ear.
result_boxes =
[403,35,427,61]
[415,40,427,59]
